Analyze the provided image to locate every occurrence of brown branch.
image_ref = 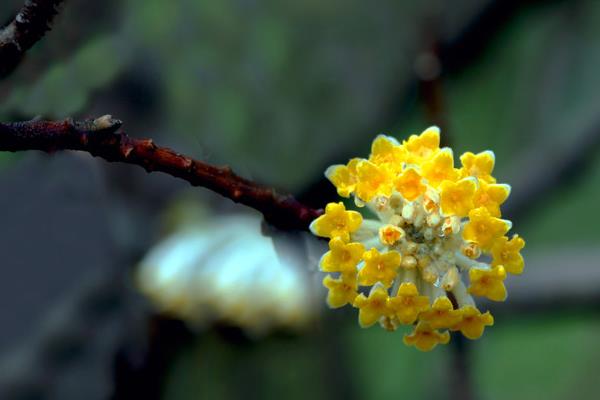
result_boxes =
[0,115,322,230]
[0,0,65,79]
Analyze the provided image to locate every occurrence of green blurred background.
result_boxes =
[1,1,599,399]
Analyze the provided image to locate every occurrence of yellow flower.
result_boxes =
[323,274,358,308]
[310,127,524,350]
[463,207,510,251]
[439,178,477,217]
[358,248,402,287]
[419,296,463,329]
[369,135,406,173]
[378,224,405,246]
[451,306,494,339]
[491,234,525,274]
[473,181,510,217]
[421,148,459,188]
[460,151,496,183]
[325,158,360,197]
[353,285,391,327]
[309,202,363,242]
[387,282,429,324]
[320,237,365,274]
[394,167,427,201]
[469,265,507,301]
[403,321,450,352]
[404,126,440,164]
[355,160,394,202]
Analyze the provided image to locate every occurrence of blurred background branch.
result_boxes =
[504,116,600,223]
[0,0,64,79]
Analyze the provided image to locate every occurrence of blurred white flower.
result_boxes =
[136,212,318,335]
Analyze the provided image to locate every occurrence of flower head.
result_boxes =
[310,127,525,350]
[137,213,317,334]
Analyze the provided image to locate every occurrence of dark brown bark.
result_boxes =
[0,0,65,79]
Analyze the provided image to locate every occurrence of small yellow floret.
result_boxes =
[423,189,440,213]
[378,224,405,246]
[309,202,363,242]
[358,248,401,287]
[394,168,427,201]
[353,285,390,327]
[419,296,462,329]
[491,235,525,274]
[387,282,429,324]
[404,126,440,164]
[469,265,507,301]
[461,241,481,259]
[421,148,459,188]
[451,306,494,339]
[369,135,406,173]
[403,321,450,351]
[463,207,510,251]
[355,160,394,202]
[460,150,496,183]
[439,178,477,217]
[473,181,510,217]
[325,158,360,197]
[323,274,359,308]
[320,237,365,274]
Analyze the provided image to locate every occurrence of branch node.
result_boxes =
[93,114,122,132]
[141,138,156,151]
[121,143,134,158]
[182,157,193,170]
[232,188,243,200]
[0,0,66,79]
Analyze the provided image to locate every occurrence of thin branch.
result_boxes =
[0,115,322,230]
[0,0,65,79]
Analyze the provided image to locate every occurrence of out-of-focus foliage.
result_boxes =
[474,313,600,400]
[1,36,126,116]
[124,0,427,189]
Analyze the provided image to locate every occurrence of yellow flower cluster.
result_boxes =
[310,127,525,351]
